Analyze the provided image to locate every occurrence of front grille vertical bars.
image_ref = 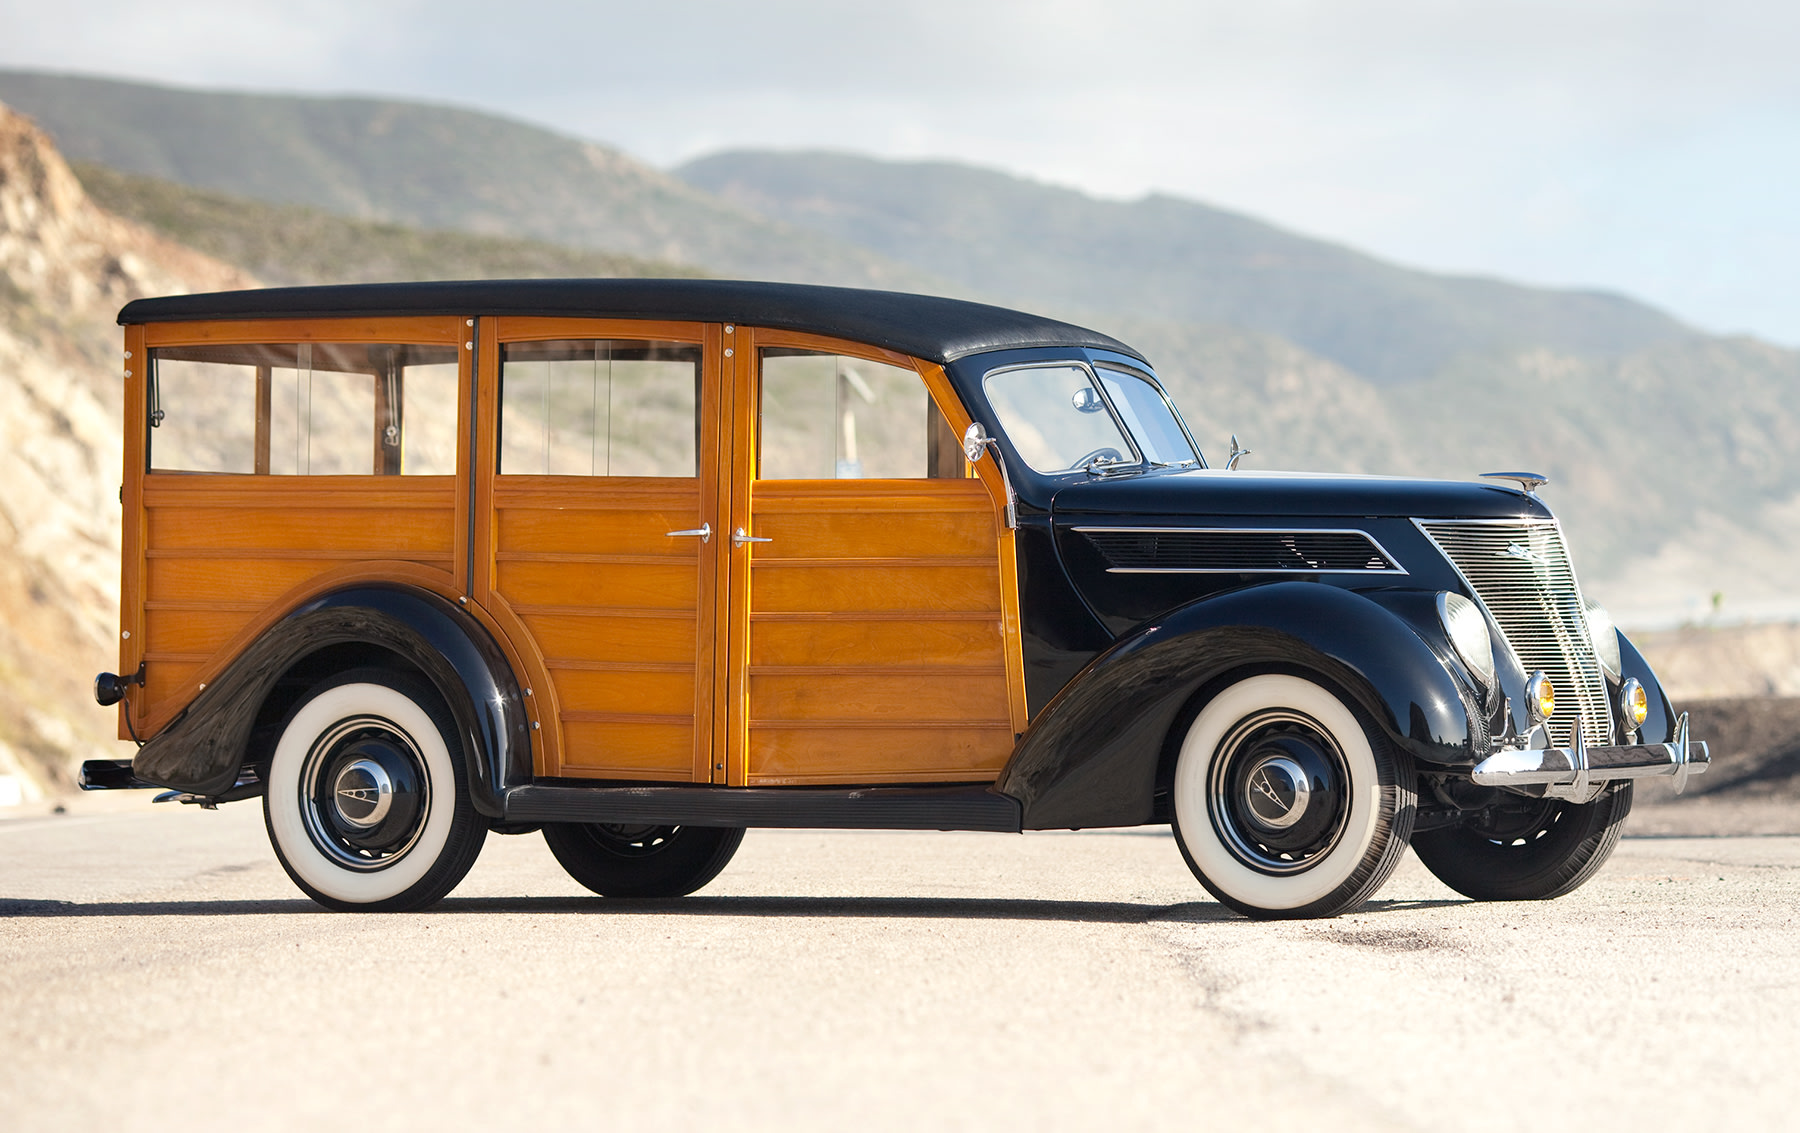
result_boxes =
[1416,519,1613,749]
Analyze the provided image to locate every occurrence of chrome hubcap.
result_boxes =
[331,758,394,829]
[1242,754,1311,829]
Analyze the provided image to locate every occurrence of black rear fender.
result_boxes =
[131,586,530,816]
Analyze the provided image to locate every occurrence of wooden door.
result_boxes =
[721,329,1029,786]
[476,319,728,782]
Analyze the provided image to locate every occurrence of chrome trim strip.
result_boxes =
[1070,526,1409,575]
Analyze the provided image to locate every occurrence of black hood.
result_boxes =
[1049,469,1554,522]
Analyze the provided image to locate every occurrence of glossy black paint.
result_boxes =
[995,581,1475,830]
[120,279,1140,366]
[1014,513,1114,716]
[130,586,529,815]
[1618,631,1677,745]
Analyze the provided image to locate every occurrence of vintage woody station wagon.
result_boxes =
[83,279,1709,918]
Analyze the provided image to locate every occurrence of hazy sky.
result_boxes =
[5,0,1796,344]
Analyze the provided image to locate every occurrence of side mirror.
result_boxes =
[960,421,1017,529]
[963,421,990,464]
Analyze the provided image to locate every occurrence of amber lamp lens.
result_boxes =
[1528,673,1555,721]
[1624,681,1649,726]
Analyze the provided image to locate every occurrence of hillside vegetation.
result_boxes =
[72,162,700,286]
[676,150,1695,384]
[0,70,943,292]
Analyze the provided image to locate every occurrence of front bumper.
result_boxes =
[1470,711,1709,800]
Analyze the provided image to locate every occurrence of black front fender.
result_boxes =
[996,581,1474,830]
[131,586,530,816]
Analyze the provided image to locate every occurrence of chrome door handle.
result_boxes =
[666,523,712,543]
[733,526,772,547]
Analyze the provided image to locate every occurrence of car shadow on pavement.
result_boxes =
[0,893,1468,922]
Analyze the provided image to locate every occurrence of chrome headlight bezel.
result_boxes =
[1437,591,1496,693]
[1583,597,1623,680]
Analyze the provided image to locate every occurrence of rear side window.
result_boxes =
[148,343,459,475]
[498,339,700,477]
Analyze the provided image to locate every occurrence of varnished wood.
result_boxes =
[120,324,148,740]
[118,313,1029,777]
[253,364,272,476]
[135,560,462,735]
[479,318,721,783]
[724,329,1019,786]
[143,316,463,347]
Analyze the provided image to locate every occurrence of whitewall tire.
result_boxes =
[264,670,486,911]
[1171,673,1415,919]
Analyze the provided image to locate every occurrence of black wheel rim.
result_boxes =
[1468,798,1563,846]
[1207,709,1351,875]
[579,824,681,858]
[299,715,431,871]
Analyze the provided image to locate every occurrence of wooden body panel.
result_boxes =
[731,331,1019,784]
[475,319,722,783]
[120,313,1029,787]
[135,479,457,727]
[490,482,709,780]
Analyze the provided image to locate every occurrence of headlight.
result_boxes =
[1437,592,1495,691]
[1526,671,1555,723]
[1584,597,1623,680]
[1620,677,1649,728]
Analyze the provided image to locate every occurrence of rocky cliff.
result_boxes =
[0,103,249,796]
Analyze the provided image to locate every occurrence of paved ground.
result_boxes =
[2,797,1797,1132]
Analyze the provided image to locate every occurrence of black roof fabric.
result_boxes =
[117,278,1143,365]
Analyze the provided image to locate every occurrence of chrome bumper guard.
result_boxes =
[1471,712,1710,801]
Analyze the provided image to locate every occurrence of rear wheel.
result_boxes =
[1171,673,1416,919]
[264,669,486,911]
[544,823,744,898]
[1411,783,1633,901]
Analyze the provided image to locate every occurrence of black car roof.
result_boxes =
[117,278,1144,365]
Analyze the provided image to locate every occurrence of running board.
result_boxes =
[502,783,1023,833]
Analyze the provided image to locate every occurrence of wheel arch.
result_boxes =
[996,580,1475,830]
[131,585,531,816]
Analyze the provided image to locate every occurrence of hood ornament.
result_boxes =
[1481,471,1549,495]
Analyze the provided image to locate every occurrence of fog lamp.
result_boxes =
[1437,592,1496,690]
[1526,671,1555,724]
[1583,597,1623,679]
[1620,678,1649,728]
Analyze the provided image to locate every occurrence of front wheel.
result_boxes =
[1411,783,1633,901]
[544,823,744,898]
[264,669,486,911]
[1171,673,1416,919]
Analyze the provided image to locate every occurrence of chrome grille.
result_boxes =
[1417,519,1612,748]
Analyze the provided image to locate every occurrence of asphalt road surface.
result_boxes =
[2,797,1796,1132]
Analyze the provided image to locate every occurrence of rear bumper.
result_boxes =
[78,759,158,790]
[1471,711,1709,798]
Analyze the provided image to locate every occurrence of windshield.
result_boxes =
[982,361,1198,475]
[983,364,1135,474]
[1094,365,1198,467]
